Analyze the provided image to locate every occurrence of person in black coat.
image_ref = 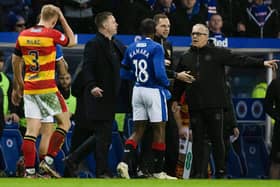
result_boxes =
[264,69,280,179]
[172,23,278,178]
[170,0,208,36]
[64,11,125,178]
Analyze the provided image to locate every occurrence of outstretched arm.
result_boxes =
[264,59,279,70]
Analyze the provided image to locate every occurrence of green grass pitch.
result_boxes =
[0,179,279,187]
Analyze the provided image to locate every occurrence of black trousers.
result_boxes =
[190,108,225,177]
[69,120,113,176]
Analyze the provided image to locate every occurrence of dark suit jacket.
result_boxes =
[74,32,125,128]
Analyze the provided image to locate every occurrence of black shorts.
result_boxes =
[271,122,280,163]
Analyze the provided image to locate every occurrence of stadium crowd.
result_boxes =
[0,0,280,38]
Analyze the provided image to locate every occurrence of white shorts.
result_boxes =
[132,86,168,123]
[41,116,54,123]
[24,92,68,120]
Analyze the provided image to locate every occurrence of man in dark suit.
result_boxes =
[64,11,125,178]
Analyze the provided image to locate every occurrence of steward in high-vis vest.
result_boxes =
[0,51,11,115]
[57,73,76,118]
[0,72,10,115]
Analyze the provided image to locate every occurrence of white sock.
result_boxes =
[26,168,35,174]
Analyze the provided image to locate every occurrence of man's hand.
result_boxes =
[178,126,189,139]
[165,59,171,66]
[172,101,181,113]
[264,59,279,70]
[233,127,240,138]
[5,113,20,123]
[176,71,196,83]
[11,89,23,106]
[90,87,103,98]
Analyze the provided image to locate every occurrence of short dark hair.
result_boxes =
[153,13,168,25]
[209,13,223,20]
[94,11,113,29]
[139,18,156,36]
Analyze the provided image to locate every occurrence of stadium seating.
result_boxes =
[226,142,245,178]
[0,145,7,172]
[0,127,23,176]
[239,124,269,178]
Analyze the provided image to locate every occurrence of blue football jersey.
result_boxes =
[121,38,169,88]
[56,44,63,61]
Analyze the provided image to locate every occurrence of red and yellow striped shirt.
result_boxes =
[14,26,69,94]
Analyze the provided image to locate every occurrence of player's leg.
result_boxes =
[148,88,176,179]
[39,92,70,178]
[22,95,42,177]
[118,120,147,179]
[117,86,147,178]
[39,117,55,161]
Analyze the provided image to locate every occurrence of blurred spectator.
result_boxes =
[251,82,267,98]
[0,51,7,137]
[216,0,249,36]
[170,0,207,36]
[208,13,225,38]
[114,0,152,34]
[91,0,116,13]
[5,11,26,32]
[0,51,17,121]
[152,0,176,16]
[237,0,280,38]
[57,72,77,119]
[62,0,95,33]
[0,0,31,29]
[199,0,217,21]
[0,0,26,14]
